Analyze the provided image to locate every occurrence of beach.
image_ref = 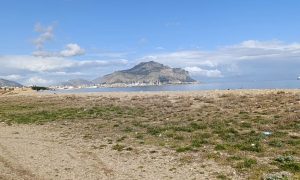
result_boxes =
[0,90,299,179]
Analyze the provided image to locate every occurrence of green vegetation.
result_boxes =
[274,156,300,173]
[112,144,126,151]
[1,91,299,178]
[236,158,257,169]
[31,86,49,91]
[216,174,229,180]
[176,146,193,153]
[0,96,144,124]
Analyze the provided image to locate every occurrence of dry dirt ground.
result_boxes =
[0,123,237,180]
[0,90,299,180]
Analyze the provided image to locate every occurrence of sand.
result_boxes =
[0,123,239,180]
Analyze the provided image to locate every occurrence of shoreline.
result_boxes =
[3,88,299,98]
[52,82,200,90]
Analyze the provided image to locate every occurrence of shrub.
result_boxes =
[263,171,291,180]
[176,146,192,153]
[112,144,126,151]
[215,144,227,150]
[240,122,252,128]
[268,140,283,147]
[191,139,206,147]
[147,126,164,136]
[274,155,300,173]
[31,86,49,91]
[275,156,294,164]
[236,158,257,169]
[236,142,263,152]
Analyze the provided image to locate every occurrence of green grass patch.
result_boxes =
[236,158,257,169]
[274,155,300,173]
[215,144,227,151]
[176,146,193,153]
[268,139,284,147]
[1,105,143,124]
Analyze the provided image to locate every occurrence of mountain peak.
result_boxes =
[122,61,166,75]
[94,61,196,84]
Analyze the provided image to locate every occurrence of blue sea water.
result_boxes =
[48,80,300,94]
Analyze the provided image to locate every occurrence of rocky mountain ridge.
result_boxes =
[93,61,196,85]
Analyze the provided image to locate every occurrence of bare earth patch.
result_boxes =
[0,124,237,180]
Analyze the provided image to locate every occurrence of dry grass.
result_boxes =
[0,90,299,179]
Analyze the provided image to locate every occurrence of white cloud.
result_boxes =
[142,40,300,65]
[26,76,52,86]
[185,67,223,77]
[0,74,22,81]
[33,43,85,57]
[232,40,300,50]
[32,51,57,57]
[33,23,55,50]
[139,40,300,78]
[60,43,85,57]
[0,55,72,72]
[32,23,84,58]
[220,40,300,61]
[51,71,84,76]
[0,55,129,85]
[140,50,218,67]
[2,39,300,85]
[0,55,128,73]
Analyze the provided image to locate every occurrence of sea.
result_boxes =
[47,79,300,94]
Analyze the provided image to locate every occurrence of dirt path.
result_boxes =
[0,123,239,180]
[0,123,115,180]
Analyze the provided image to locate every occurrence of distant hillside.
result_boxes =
[61,79,94,87]
[0,79,23,87]
[93,61,196,84]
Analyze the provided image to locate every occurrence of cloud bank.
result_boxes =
[185,67,223,77]
[0,55,128,85]
[33,43,85,57]
[1,37,300,85]
[140,40,300,78]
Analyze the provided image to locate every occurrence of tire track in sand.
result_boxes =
[0,143,39,180]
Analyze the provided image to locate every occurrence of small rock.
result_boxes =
[263,131,272,136]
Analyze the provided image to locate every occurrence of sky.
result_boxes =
[0,0,300,85]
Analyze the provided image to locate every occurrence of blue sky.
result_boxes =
[0,0,300,85]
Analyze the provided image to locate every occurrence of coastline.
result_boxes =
[52,81,200,90]
[2,87,300,97]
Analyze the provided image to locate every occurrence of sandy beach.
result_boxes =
[0,90,299,179]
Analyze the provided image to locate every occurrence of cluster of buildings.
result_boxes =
[50,81,197,90]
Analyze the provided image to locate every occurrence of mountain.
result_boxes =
[61,79,94,87]
[0,79,23,87]
[93,61,196,84]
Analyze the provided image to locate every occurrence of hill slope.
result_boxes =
[0,79,23,87]
[93,61,196,84]
[61,79,94,87]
